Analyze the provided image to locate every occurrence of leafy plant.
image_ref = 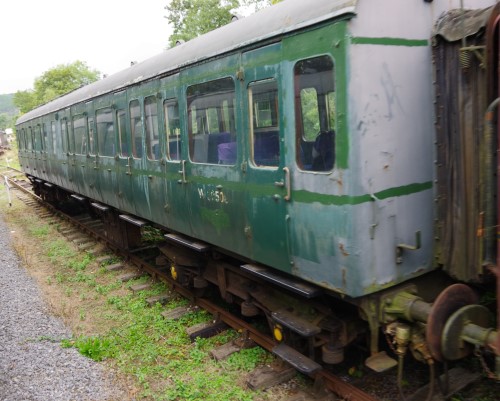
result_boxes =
[224,346,272,371]
[62,336,115,361]
[68,254,93,271]
[29,224,50,238]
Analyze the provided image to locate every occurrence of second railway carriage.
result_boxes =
[16,0,499,381]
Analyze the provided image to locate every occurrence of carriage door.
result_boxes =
[288,54,339,282]
[82,101,100,202]
[71,104,88,197]
[113,91,136,213]
[127,87,154,221]
[94,99,120,209]
[159,76,190,232]
[58,108,71,192]
[241,44,292,272]
[143,89,164,223]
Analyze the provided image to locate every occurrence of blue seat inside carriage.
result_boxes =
[311,130,334,171]
[152,143,160,160]
[208,132,231,163]
[218,141,237,164]
[192,132,231,163]
[215,130,281,165]
[253,130,279,166]
[168,139,181,160]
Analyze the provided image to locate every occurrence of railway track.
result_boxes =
[0,167,480,401]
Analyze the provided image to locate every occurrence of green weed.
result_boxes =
[47,239,76,262]
[224,346,272,371]
[62,336,115,361]
[68,254,93,271]
[29,224,50,238]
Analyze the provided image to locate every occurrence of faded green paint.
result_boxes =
[283,21,350,169]
[200,207,231,233]
[242,42,283,69]
[178,54,240,86]
[187,177,433,206]
[351,37,429,47]
[293,181,433,205]
[362,267,431,296]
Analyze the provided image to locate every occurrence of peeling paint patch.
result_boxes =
[339,242,350,257]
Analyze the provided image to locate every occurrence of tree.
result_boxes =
[13,61,100,114]
[12,90,39,114]
[165,0,281,47]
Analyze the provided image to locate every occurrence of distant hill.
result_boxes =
[0,93,17,115]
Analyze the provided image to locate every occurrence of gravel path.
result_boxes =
[0,213,129,401]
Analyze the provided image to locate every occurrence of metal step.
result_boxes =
[164,232,210,252]
[71,194,86,202]
[241,264,322,298]
[272,309,321,337]
[119,214,147,227]
[272,343,322,375]
[91,202,109,212]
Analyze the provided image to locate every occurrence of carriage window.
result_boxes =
[248,79,279,167]
[164,99,180,161]
[67,118,75,154]
[145,96,160,160]
[96,108,115,157]
[73,115,87,155]
[187,77,236,164]
[60,120,67,153]
[130,100,143,158]
[294,55,335,172]
[32,127,36,151]
[51,121,56,153]
[116,109,128,157]
[24,128,28,150]
[88,117,95,155]
[42,123,48,153]
[34,125,42,152]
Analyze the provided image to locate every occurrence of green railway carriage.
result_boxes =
[16,0,499,379]
[16,0,434,297]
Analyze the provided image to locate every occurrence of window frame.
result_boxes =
[164,98,181,162]
[72,114,87,155]
[186,77,236,165]
[144,95,160,161]
[293,55,336,173]
[129,99,143,159]
[248,78,280,169]
[96,107,115,157]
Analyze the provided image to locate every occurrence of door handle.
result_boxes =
[178,160,187,184]
[283,167,291,201]
[126,156,132,175]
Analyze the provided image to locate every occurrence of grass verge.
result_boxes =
[0,188,294,401]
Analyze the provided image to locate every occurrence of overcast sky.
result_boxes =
[0,0,170,94]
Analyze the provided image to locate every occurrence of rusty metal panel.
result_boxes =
[433,12,490,282]
[434,7,492,42]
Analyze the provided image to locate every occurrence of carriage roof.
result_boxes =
[17,0,356,125]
